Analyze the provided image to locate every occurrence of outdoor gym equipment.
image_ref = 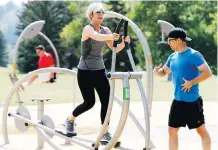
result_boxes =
[2,11,155,150]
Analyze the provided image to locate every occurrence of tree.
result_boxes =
[0,31,8,67]
[60,1,90,69]
[129,1,217,74]
[16,1,72,72]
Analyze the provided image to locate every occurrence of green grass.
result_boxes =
[0,67,217,106]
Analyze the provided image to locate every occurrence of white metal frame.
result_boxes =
[2,11,155,150]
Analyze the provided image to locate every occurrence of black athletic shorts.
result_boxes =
[168,96,205,129]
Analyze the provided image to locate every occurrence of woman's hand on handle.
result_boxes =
[114,36,131,53]
[122,36,131,44]
[113,33,120,41]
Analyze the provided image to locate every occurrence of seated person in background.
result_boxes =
[22,45,56,87]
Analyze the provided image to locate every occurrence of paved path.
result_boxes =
[0,101,217,150]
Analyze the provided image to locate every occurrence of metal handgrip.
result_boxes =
[113,18,125,47]
[124,21,130,50]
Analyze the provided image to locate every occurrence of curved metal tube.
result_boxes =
[11,34,23,106]
[94,19,124,148]
[12,35,23,75]
[114,95,155,148]
[103,100,130,149]
[126,49,151,149]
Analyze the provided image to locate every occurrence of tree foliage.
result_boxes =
[0,31,8,67]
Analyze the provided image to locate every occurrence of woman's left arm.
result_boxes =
[104,27,130,53]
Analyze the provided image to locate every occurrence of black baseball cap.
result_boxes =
[168,28,192,41]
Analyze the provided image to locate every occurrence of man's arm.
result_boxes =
[181,52,212,92]
[153,63,171,77]
[191,63,212,85]
[191,52,213,85]
[154,53,174,77]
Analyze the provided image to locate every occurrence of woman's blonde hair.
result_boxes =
[86,2,105,21]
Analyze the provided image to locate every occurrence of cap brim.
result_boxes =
[185,37,192,41]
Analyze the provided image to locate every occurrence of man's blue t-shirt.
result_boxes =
[165,48,205,102]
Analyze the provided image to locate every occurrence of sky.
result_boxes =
[0,0,28,6]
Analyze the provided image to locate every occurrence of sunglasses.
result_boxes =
[95,10,105,14]
[167,38,177,44]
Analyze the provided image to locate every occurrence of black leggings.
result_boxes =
[73,69,110,124]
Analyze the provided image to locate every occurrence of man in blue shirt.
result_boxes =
[153,28,212,150]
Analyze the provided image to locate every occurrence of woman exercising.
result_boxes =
[64,2,130,144]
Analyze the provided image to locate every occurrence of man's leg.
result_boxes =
[196,124,211,150]
[168,127,180,150]
[168,100,186,150]
[27,75,37,85]
[187,97,211,150]
[22,75,37,87]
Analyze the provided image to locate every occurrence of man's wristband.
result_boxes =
[159,68,165,75]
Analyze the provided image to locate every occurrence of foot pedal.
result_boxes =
[55,124,77,137]
[55,129,77,137]
[114,141,121,148]
[100,141,121,148]
[100,141,108,145]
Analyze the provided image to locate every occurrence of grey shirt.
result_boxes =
[77,24,106,70]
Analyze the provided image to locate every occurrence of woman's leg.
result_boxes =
[94,69,113,143]
[93,70,110,125]
[71,69,96,119]
[65,69,96,136]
